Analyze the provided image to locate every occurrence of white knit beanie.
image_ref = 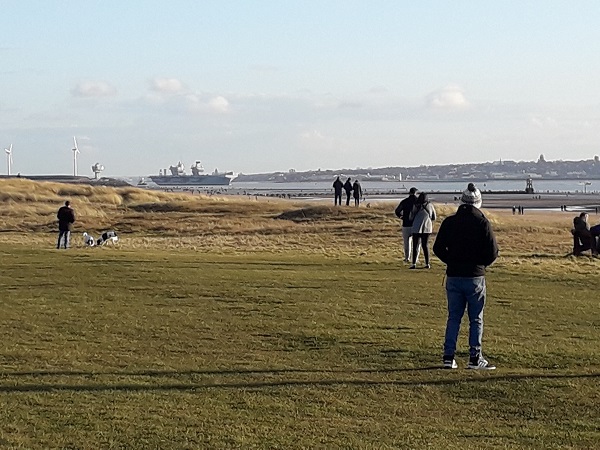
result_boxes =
[461,183,482,208]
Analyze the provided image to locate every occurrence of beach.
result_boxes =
[163,186,600,212]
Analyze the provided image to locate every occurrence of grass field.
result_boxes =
[0,179,598,449]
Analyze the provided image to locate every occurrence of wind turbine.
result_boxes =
[4,144,13,176]
[72,137,80,176]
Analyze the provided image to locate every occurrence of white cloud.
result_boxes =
[426,85,470,109]
[208,96,230,113]
[71,81,117,98]
[150,77,185,93]
[184,94,230,114]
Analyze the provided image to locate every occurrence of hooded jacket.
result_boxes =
[433,204,498,277]
[410,202,436,234]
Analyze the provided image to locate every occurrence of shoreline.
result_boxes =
[156,186,600,211]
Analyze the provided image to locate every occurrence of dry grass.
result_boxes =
[0,179,579,265]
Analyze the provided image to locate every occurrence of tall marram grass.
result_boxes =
[0,178,577,261]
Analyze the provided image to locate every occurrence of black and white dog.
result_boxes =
[96,230,119,246]
[83,232,96,247]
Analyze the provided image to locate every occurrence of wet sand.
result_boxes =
[416,192,600,210]
[163,185,600,212]
[341,191,598,212]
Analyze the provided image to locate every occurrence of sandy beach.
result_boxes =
[411,191,599,210]
[219,188,600,211]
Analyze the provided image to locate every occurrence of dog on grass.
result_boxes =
[97,230,119,246]
[83,232,95,247]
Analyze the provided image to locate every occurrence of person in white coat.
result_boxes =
[409,193,436,269]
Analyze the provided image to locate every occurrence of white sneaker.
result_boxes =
[409,264,416,269]
[467,357,496,370]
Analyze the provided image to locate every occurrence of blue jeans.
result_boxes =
[57,230,71,249]
[443,276,486,358]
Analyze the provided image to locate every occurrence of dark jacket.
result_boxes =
[343,179,353,194]
[352,181,362,199]
[333,178,343,193]
[57,205,75,231]
[573,216,591,235]
[433,204,498,277]
[395,194,417,227]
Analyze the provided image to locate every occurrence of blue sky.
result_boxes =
[2,1,600,177]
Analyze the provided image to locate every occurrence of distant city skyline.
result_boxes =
[2,1,600,177]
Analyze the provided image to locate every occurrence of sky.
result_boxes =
[2,1,600,177]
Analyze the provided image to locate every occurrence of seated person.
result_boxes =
[572,213,597,256]
[590,223,600,253]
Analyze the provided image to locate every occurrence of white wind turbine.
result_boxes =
[4,144,13,176]
[72,137,80,176]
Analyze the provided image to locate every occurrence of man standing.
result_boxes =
[57,200,75,249]
[433,183,499,370]
[394,187,418,262]
[352,180,363,207]
[333,176,343,206]
[343,178,353,206]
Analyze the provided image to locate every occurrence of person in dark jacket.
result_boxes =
[590,221,600,254]
[433,183,499,370]
[333,176,344,206]
[343,178,353,206]
[352,180,362,207]
[572,212,597,256]
[56,200,75,249]
[394,187,418,262]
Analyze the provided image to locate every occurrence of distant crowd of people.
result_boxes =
[333,177,363,207]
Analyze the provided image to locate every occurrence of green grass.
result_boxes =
[0,244,598,449]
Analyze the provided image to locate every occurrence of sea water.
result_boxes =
[124,177,598,196]
[227,179,596,194]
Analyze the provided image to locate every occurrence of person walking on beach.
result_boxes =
[353,180,362,207]
[343,178,353,206]
[409,193,436,269]
[333,176,343,206]
[394,187,418,262]
[433,183,499,370]
[56,200,75,249]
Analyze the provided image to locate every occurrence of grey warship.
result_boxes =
[149,161,235,186]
